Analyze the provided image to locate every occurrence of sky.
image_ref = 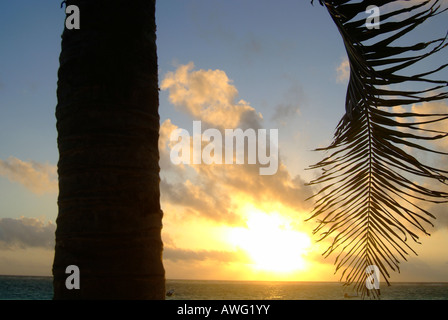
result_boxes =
[0,0,448,283]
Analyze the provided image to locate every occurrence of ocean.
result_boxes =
[0,276,447,300]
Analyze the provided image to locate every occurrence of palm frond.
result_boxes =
[308,0,448,298]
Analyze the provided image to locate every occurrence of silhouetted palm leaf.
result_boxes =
[308,0,448,298]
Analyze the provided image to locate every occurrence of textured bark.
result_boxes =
[53,0,165,299]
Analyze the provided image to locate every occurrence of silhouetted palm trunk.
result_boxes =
[53,0,165,299]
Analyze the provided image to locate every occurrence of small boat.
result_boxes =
[166,289,175,297]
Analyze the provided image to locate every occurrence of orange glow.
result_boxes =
[227,206,311,274]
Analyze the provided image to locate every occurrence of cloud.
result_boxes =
[159,63,314,226]
[158,63,319,280]
[271,104,299,123]
[271,81,304,124]
[0,217,55,250]
[411,100,448,149]
[336,58,350,84]
[160,178,241,224]
[163,247,246,264]
[160,62,262,129]
[402,101,448,231]
[0,157,58,194]
[243,35,263,56]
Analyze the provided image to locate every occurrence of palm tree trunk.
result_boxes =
[53,0,165,299]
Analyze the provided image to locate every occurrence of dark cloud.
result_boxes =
[163,247,247,263]
[238,108,263,131]
[425,201,448,231]
[0,217,55,249]
[160,178,242,224]
[271,81,305,125]
[160,158,314,226]
[271,103,299,123]
[243,35,263,55]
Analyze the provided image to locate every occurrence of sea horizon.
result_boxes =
[1,274,447,300]
[1,274,447,284]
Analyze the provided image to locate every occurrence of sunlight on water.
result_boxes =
[164,280,448,300]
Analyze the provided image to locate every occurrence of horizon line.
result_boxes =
[1,274,447,285]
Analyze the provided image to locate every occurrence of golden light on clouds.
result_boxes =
[161,62,261,129]
[161,200,326,281]
[336,58,350,84]
[158,62,321,281]
[0,157,57,195]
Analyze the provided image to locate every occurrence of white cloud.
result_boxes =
[0,157,57,194]
[161,62,262,129]
[336,58,350,84]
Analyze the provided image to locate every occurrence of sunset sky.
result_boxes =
[1,0,448,283]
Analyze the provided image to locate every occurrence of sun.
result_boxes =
[227,208,311,274]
